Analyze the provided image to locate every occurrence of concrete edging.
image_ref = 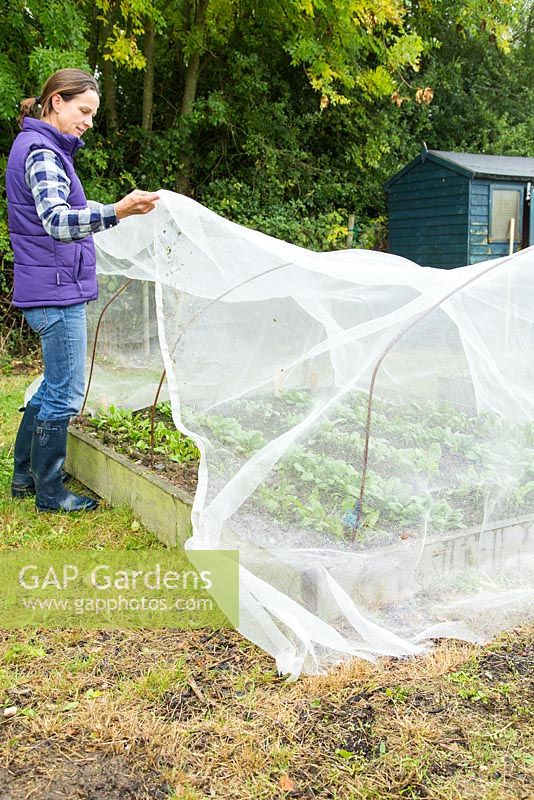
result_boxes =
[65,426,193,547]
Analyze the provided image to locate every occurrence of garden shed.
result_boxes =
[385,147,534,268]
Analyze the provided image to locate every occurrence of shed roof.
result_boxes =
[429,150,534,179]
[385,148,534,189]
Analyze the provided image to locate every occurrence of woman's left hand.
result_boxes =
[115,189,160,220]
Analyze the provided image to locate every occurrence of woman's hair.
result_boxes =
[18,68,100,128]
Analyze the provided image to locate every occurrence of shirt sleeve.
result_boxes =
[25,148,119,243]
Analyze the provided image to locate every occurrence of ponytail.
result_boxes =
[18,96,41,128]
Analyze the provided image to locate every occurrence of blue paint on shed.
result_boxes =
[385,148,534,268]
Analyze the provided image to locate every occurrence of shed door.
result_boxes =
[529,185,534,246]
[489,184,524,247]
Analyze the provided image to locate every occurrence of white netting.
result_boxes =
[82,190,533,676]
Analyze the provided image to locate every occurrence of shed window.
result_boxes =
[490,188,521,242]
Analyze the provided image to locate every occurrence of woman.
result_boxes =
[6,68,160,512]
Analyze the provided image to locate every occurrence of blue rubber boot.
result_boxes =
[31,417,98,512]
[11,404,40,498]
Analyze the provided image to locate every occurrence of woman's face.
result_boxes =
[49,89,100,138]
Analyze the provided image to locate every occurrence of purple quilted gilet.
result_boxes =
[5,117,98,308]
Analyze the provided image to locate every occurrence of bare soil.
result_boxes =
[0,752,171,800]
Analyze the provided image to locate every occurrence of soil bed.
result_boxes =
[74,389,534,555]
[74,409,199,498]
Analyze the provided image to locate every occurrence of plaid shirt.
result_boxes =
[25,148,118,243]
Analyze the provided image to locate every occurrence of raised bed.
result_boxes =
[66,425,534,613]
[65,426,193,548]
[300,513,534,613]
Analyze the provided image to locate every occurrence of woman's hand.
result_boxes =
[115,189,160,220]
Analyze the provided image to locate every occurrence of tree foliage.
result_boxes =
[0,0,531,273]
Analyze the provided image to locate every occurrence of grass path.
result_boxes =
[0,373,532,799]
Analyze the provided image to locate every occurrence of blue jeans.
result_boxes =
[22,303,87,420]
